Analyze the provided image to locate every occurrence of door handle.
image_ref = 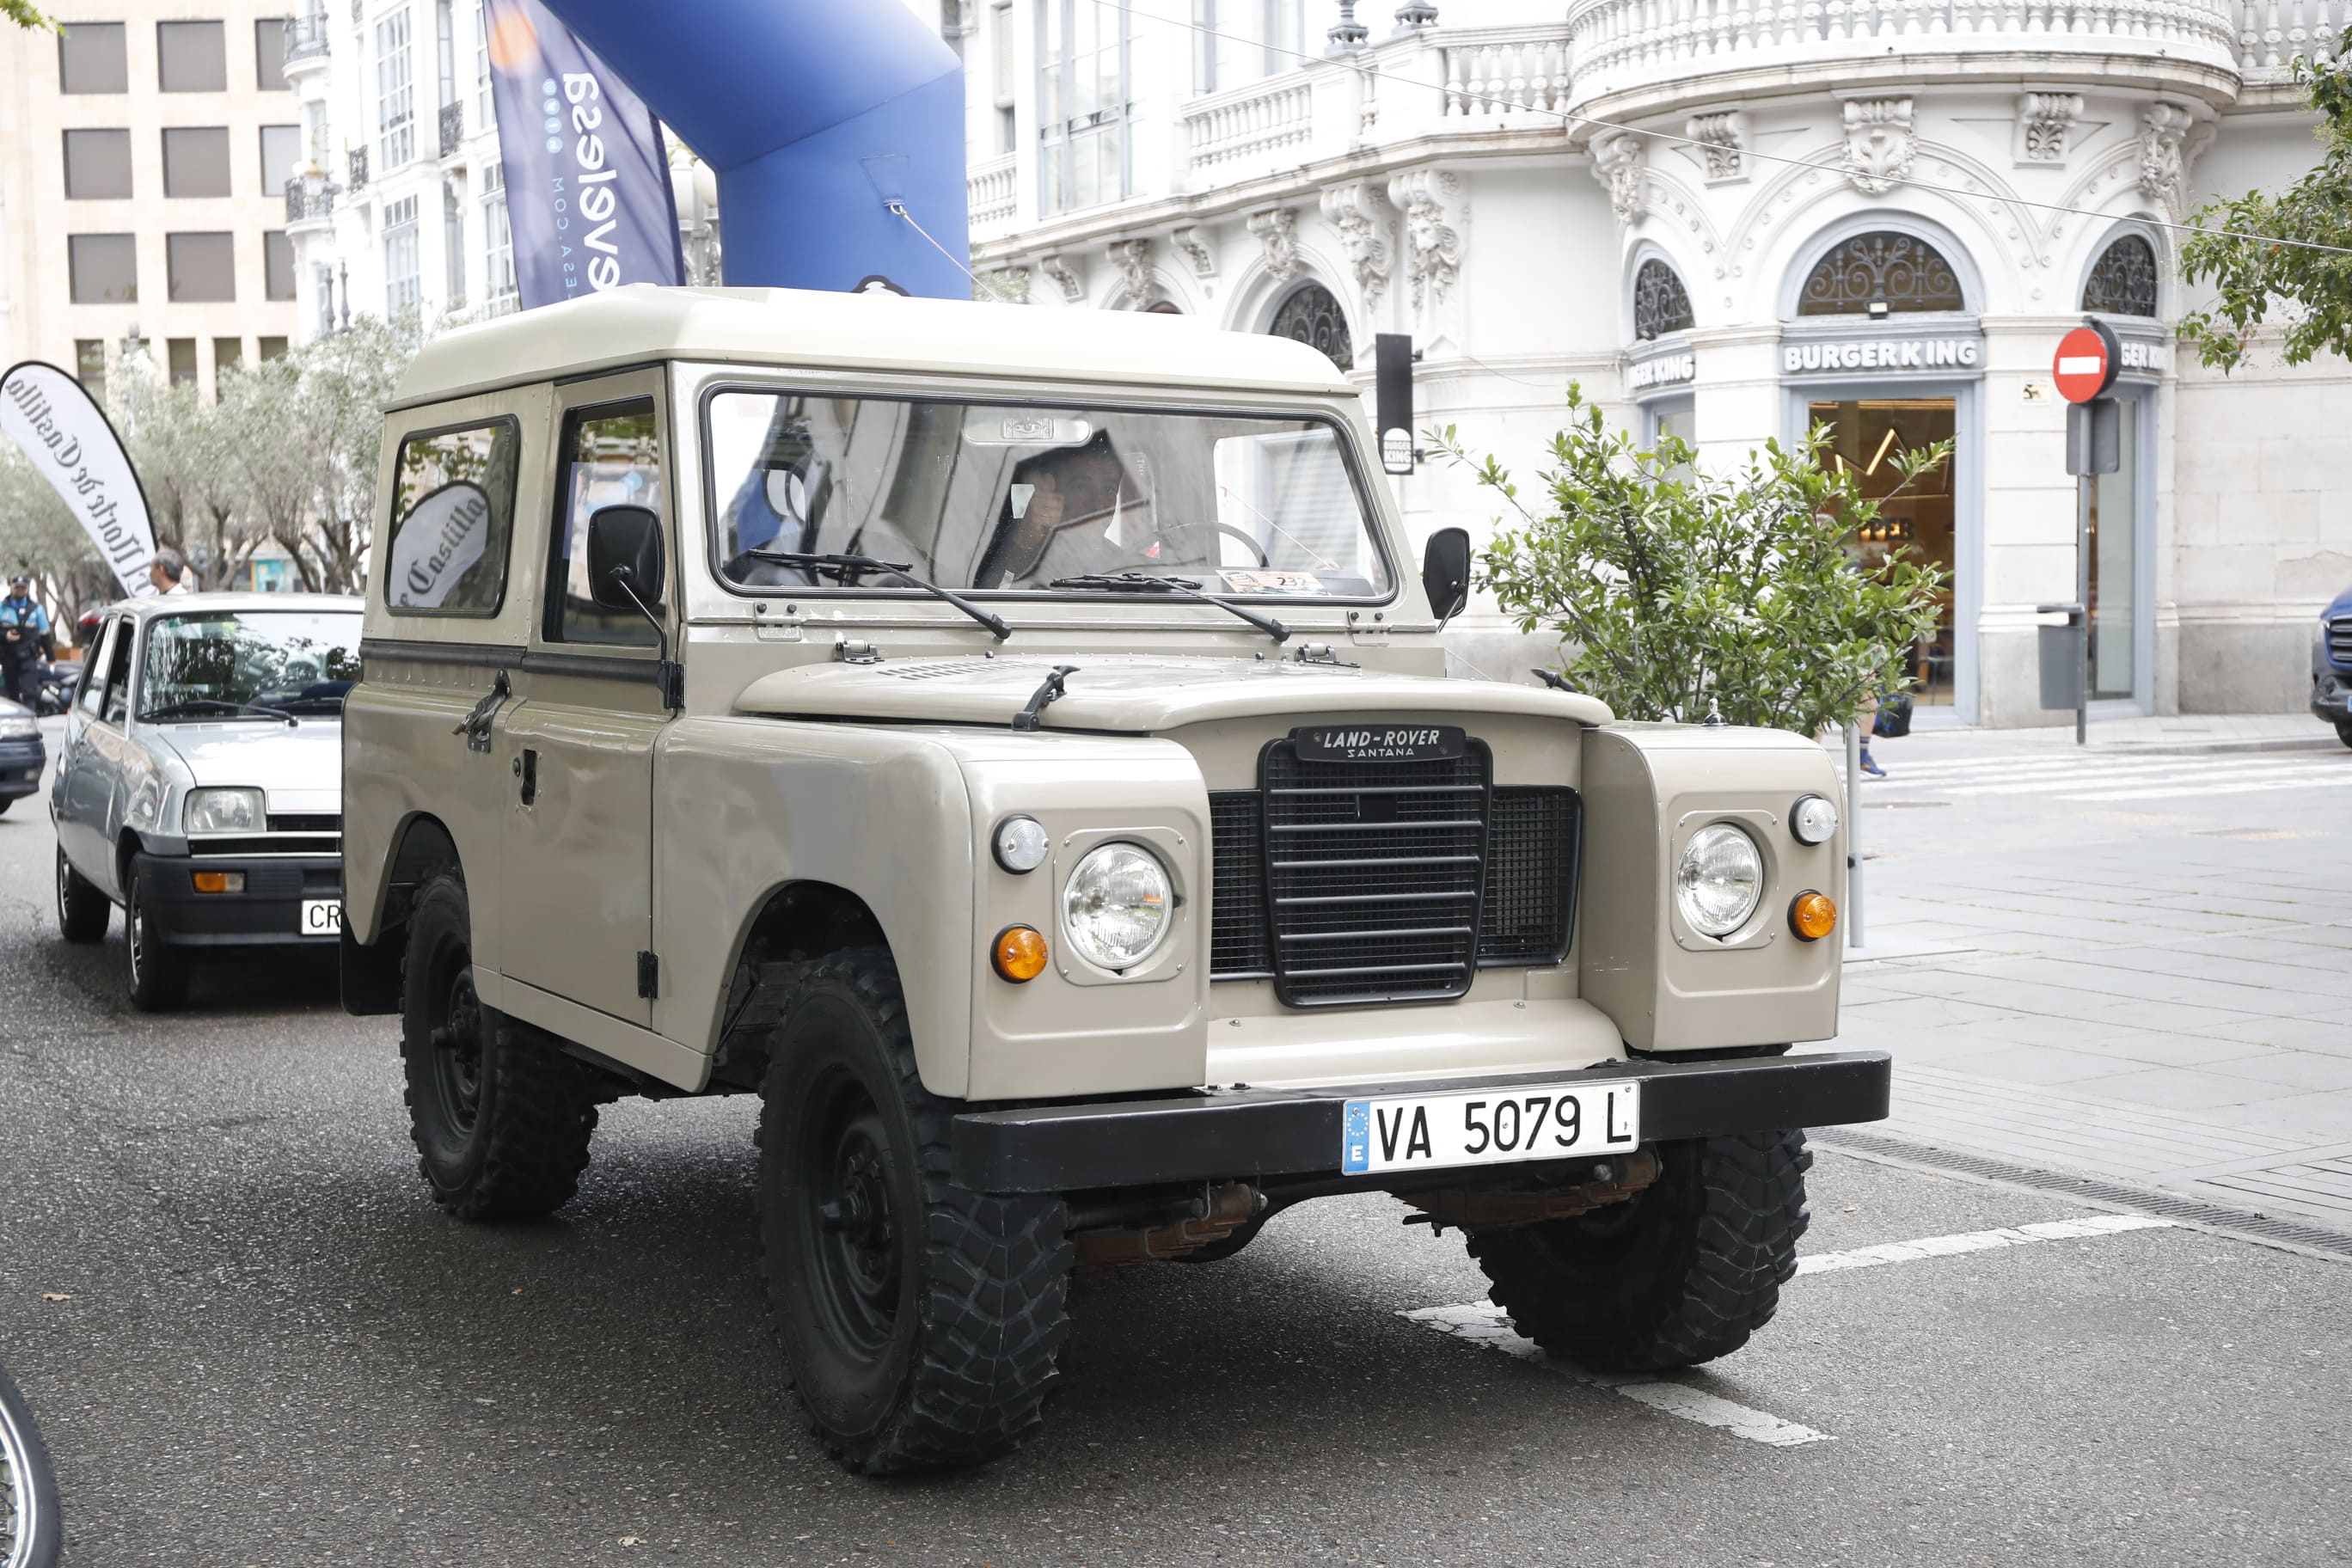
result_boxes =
[454,670,511,753]
[512,747,538,806]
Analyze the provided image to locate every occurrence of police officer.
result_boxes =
[1,575,52,709]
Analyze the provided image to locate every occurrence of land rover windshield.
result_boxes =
[705,392,1392,599]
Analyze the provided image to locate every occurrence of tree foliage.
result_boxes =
[2178,32,2352,371]
[1434,383,1951,737]
[3,2,59,34]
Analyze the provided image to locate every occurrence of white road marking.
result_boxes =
[1402,1213,2179,1448]
[1796,1213,2174,1274]
[1855,751,2349,804]
[1400,1303,1834,1448]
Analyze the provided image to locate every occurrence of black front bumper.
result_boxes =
[952,1050,1891,1193]
[2312,668,2350,725]
[0,737,43,800]
[131,852,341,948]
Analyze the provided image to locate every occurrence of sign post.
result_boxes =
[2048,319,2121,745]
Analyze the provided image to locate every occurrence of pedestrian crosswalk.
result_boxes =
[1855,744,2352,803]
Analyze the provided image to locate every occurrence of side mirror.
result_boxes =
[585,504,665,612]
[1421,525,1471,623]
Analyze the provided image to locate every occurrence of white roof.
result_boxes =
[391,285,1358,410]
[109,591,364,621]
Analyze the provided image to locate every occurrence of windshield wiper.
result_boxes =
[744,550,1011,641]
[140,698,297,725]
[1048,573,1289,643]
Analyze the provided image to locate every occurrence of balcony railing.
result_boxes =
[285,183,336,223]
[968,152,1016,233]
[1440,34,1571,118]
[1184,71,1315,176]
[2237,0,2345,77]
[346,147,368,191]
[284,13,329,64]
[1565,0,2242,106]
[438,101,465,159]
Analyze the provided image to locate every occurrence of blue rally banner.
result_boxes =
[484,0,683,309]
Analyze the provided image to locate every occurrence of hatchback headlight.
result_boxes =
[0,714,36,740]
[1063,842,1172,971]
[1676,824,1764,938]
[184,787,266,835]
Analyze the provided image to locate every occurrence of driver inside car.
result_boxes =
[974,434,1156,588]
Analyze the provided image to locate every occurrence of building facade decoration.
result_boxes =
[2137,102,2196,211]
[1170,225,1217,278]
[1038,251,1086,302]
[2082,234,2159,316]
[1107,238,1155,304]
[1841,96,1916,194]
[1386,169,1461,309]
[2016,91,2084,163]
[1633,259,1696,340]
[1268,281,1355,371]
[1320,182,1393,310]
[1248,207,1302,284]
[1797,231,1965,315]
[1590,133,1647,224]
[1687,111,1749,182]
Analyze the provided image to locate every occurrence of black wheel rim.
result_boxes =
[799,1070,903,1363]
[429,965,484,1136]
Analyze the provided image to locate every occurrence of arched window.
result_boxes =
[2082,235,2159,317]
[1633,260,1694,340]
[1797,231,1965,316]
[1143,299,1183,315]
[1267,282,1352,371]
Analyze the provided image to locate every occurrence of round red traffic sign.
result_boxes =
[2052,322,2118,403]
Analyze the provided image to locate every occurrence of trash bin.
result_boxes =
[2037,615,2079,711]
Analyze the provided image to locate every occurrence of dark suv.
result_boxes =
[2316,585,2352,749]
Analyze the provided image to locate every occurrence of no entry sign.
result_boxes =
[2053,320,2120,403]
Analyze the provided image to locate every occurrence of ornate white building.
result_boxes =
[954,0,2351,723]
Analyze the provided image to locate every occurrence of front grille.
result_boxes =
[195,813,341,858]
[2329,617,2352,666]
[268,813,340,833]
[1208,755,1578,1003]
[1263,739,1492,1007]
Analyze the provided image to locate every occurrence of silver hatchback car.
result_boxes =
[51,592,364,1008]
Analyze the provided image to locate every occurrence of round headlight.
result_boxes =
[1790,793,1840,846]
[1063,842,1172,971]
[1676,824,1764,938]
[992,813,1050,873]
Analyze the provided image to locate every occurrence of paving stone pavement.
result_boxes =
[1821,721,2352,1228]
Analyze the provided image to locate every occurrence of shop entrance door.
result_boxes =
[2087,398,2139,701]
[1810,397,1959,708]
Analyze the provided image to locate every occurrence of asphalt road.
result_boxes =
[3,734,2348,1566]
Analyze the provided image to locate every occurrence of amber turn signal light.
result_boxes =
[191,871,245,894]
[1788,890,1837,942]
[992,925,1049,983]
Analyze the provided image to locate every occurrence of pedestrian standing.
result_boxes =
[149,548,196,597]
[1,575,52,709]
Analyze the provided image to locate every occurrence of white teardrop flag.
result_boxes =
[0,360,157,597]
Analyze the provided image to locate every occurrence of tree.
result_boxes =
[1433,383,1951,737]
[3,3,59,34]
[2178,34,2352,371]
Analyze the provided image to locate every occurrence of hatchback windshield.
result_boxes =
[138,610,364,720]
[707,393,1391,597]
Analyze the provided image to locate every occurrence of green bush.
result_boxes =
[1433,383,1950,737]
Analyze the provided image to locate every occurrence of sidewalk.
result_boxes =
[1819,726,2352,1231]
[1868,710,2335,757]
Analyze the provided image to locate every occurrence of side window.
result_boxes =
[383,418,519,614]
[76,618,119,715]
[98,622,134,724]
[546,400,664,648]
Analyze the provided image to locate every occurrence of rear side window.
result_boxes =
[384,419,519,615]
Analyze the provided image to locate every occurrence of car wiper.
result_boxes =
[743,550,1012,641]
[1048,573,1289,644]
[140,698,297,725]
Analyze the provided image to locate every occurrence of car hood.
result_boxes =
[150,720,342,814]
[732,655,1614,731]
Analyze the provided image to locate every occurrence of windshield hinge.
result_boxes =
[833,636,885,665]
[1294,642,1353,668]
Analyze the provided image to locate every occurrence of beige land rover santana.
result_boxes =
[340,285,1889,1475]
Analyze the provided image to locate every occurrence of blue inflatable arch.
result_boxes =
[542,0,970,298]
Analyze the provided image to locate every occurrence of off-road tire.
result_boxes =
[125,866,189,1011]
[55,846,107,943]
[758,947,1073,1475]
[1469,1130,1811,1372]
[398,873,597,1220]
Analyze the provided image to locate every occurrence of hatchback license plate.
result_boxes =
[301,898,343,937]
[1340,1080,1639,1175]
